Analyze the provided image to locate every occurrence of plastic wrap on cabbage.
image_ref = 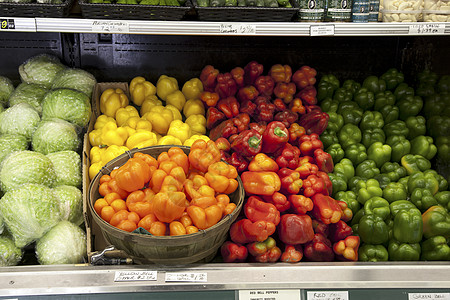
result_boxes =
[0,76,14,107]
[0,183,62,248]
[0,236,22,267]
[19,54,66,88]
[0,134,29,163]
[46,150,81,188]
[37,0,63,3]
[32,119,81,155]
[0,150,56,193]
[53,185,83,226]
[0,103,40,141]
[8,83,49,115]
[42,88,92,128]
[0,215,4,235]
[35,220,86,265]
[51,68,97,97]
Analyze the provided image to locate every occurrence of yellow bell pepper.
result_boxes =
[126,129,158,149]
[89,129,103,147]
[166,104,182,121]
[129,76,156,106]
[156,75,179,101]
[167,120,192,144]
[183,135,210,147]
[115,105,139,127]
[122,126,136,137]
[89,145,129,180]
[183,99,205,119]
[90,146,106,164]
[100,88,129,118]
[157,135,182,146]
[182,78,203,100]
[166,90,186,111]
[140,95,162,116]
[94,115,116,130]
[123,116,153,131]
[185,114,207,136]
[142,105,174,135]
[153,131,163,141]
[101,121,129,146]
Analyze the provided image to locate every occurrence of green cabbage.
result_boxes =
[53,185,83,226]
[35,221,86,265]
[8,83,49,115]
[0,76,14,106]
[46,151,81,188]
[0,236,22,266]
[0,183,62,248]
[0,103,40,140]
[0,134,29,163]
[32,119,81,155]
[19,54,66,88]
[51,68,97,97]
[0,150,57,192]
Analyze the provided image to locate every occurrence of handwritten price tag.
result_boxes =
[307,291,349,300]
[409,23,445,35]
[408,293,450,300]
[114,271,157,282]
[92,20,130,33]
[239,289,300,300]
[219,23,256,35]
[0,19,15,30]
[165,272,207,282]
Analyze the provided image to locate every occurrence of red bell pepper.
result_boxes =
[274,110,299,128]
[221,241,248,263]
[275,143,301,170]
[333,235,360,262]
[269,64,292,83]
[255,76,275,96]
[312,219,329,236]
[274,82,296,103]
[317,171,333,196]
[231,67,244,88]
[230,218,276,244]
[297,85,318,106]
[249,121,267,135]
[337,200,353,223]
[288,194,313,215]
[215,72,237,98]
[200,91,220,107]
[296,157,319,179]
[302,174,328,197]
[299,110,330,135]
[217,96,240,118]
[206,107,226,130]
[244,196,280,226]
[237,85,259,102]
[329,220,353,243]
[232,113,250,133]
[254,96,276,122]
[239,100,257,117]
[278,168,303,195]
[209,119,238,141]
[261,121,289,154]
[244,61,264,85]
[288,123,306,144]
[289,98,306,115]
[273,98,287,112]
[215,137,231,152]
[241,171,281,196]
[303,233,335,262]
[298,133,323,156]
[230,129,262,158]
[225,152,249,174]
[311,193,343,224]
[200,65,219,92]
[278,214,315,245]
[314,148,334,173]
[248,153,279,172]
[262,192,290,212]
[280,244,303,263]
[247,237,281,263]
[292,65,317,90]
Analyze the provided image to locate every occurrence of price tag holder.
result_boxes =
[0,19,15,30]
[239,289,300,300]
[165,272,207,282]
[408,23,445,35]
[0,18,35,31]
[307,291,349,300]
[114,270,157,282]
[91,20,130,33]
[310,25,335,36]
[408,293,450,300]
[219,23,257,35]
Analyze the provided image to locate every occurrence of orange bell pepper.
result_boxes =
[190,196,217,208]
[98,174,129,199]
[179,212,193,227]
[157,147,190,175]
[169,221,187,236]
[205,161,239,194]
[186,226,199,234]
[188,139,221,173]
[160,166,186,193]
[114,157,152,193]
[248,153,279,172]
[150,161,180,193]
[241,171,281,196]
[216,194,237,215]
[152,191,187,223]
[187,204,223,230]
[94,192,127,223]
[110,210,140,232]
[138,214,167,236]
[184,174,215,200]
[126,188,155,218]
[133,152,158,173]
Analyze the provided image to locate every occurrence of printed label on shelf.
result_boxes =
[165,272,207,282]
[408,23,445,35]
[91,20,130,33]
[307,291,349,300]
[0,19,15,30]
[114,270,157,282]
[310,25,335,36]
[239,289,300,300]
[408,293,450,300]
[219,23,257,35]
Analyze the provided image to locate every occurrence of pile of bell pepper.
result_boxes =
[88,75,209,180]
[93,140,239,235]
[319,68,450,261]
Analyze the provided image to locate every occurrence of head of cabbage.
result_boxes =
[32,119,81,155]
[0,236,22,267]
[19,54,66,88]
[0,76,14,107]
[0,134,29,163]
[46,150,81,188]
[0,103,40,141]
[51,68,97,98]
[53,185,83,226]
[8,82,49,115]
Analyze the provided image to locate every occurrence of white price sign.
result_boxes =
[92,20,130,33]
[239,289,300,300]
[114,270,157,282]
[165,272,207,282]
[307,291,349,300]
[409,293,450,300]
[408,23,445,35]
[310,25,335,36]
[219,23,256,35]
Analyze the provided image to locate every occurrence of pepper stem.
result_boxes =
[274,127,287,137]
[248,136,262,148]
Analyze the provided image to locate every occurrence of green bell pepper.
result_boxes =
[320,129,339,149]
[417,69,439,86]
[359,214,389,245]
[383,120,409,137]
[348,176,367,193]
[393,207,423,243]
[338,124,362,149]
[362,75,386,94]
[422,205,450,239]
[380,162,407,182]
[326,112,344,133]
[328,173,347,197]
[394,82,415,101]
[380,68,404,91]
[383,182,408,203]
[351,207,366,227]
[338,100,361,112]
[342,79,361,95]
[436,136,450,162]
[320,97,339,113]
[435,191,450,211]
[333,158,355,182]
[410,188,438,212]
[374,174,391,190]
[358,244,389,262]
[379,105,399,124]
[422,93,450,118]
[333,87,353,103]
[401,154,431,175]
[397,95,424,121]
[361,128,386,148]
[416,83,435,98]
[356,159,381,179]
[354,87,375,111]
[410,135,437,160]
[398,176,409,191]
[405,116,426,140]
[388,239,421,261]
[367,142,392,168]
[364,196,391,221]
[326,143,345,164]
[407,171,439,195]
[386,135,411,162]
[424,170,448,192]
[335,190,361,215]
[344,143,368,167]
[421,236,450,261]
[374,90,396,111]
[390,200,417,217]
[357,178,383,205]
[360,111,384,131]
[317,74,340,101]
[427,115,450,139]
[437,75,450,94]
[340,108,364,125]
